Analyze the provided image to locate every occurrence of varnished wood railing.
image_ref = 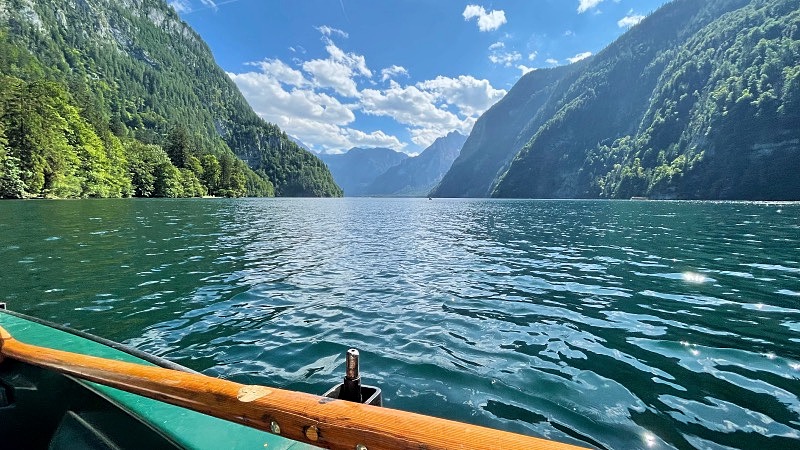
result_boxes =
[0,325,587,450]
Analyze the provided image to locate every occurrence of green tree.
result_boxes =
[153,162,183,198]
[200,154,221,195]
[124,139,169,197]
[180,168,205,197]
[3,79,82,197]
[185,154,204,178]
[164,125,192,168]
[245,169,275,197]
[0,153,26,198]
[1,2,342,198]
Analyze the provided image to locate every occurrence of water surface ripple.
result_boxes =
[1,198,799,449]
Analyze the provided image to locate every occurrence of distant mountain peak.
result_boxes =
[362,131,468,197]
[319,147,409,196]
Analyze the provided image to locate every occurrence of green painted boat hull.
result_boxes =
[0,310,317,450]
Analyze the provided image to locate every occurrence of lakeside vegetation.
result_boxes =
[0,29,267,199]
[0,0,341,199]
[0,61,267,199]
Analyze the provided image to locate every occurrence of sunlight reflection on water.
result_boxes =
[1,198,799,449]
[681,271,708,283]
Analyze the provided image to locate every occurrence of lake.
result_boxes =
[1,198,798,449]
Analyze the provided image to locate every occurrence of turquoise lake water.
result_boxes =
[1,198,798,449]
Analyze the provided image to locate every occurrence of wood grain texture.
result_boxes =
[0,325,588,450]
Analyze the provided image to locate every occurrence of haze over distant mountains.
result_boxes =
[363,132,467,197]
[320,132,467,197]
[434,0,800,200]
[319,148,409,196]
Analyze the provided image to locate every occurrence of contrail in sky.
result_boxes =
[339,0,351,23]
[181,0,244,14]
[216,0,243,8]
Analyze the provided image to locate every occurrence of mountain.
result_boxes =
[0,0,341,197]
[319,148,408,196]
[290,136,312,153]
[431,66,582,198]
[437,0,800,200]
[364,131,467,197]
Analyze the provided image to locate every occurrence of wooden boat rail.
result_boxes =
[0,324,588,450]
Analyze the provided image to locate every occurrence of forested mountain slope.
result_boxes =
[430,65,580,198]
[0,0,341,198]
[365,131,466,197]
[438,0,800,200]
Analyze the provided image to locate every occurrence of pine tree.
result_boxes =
[0,153,26,198]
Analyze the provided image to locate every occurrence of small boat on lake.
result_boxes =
[0,306,586,450]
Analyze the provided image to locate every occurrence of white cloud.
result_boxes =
[342,128,406,150]
[463,5,507,32]
[417,75,506,117]
[517,65,536,75]
[488,42,521,67]
[546,58,559,65]
[248,59,309,87]
[281,118,350,150]
[361,76,505,147]
[489,50,521,67]
[577,0,603,13]
[169,0,191,13]
[325,39,371,77]
[229,65,380,152]
[380,65,409,82]
[361,82,460,130]
[302,59,360,97]
[302,38,371,97]
[528,51,538,61]
[228,71,354,126]
[316,25,349,38]
[228,61,408,152]
[409,126,475,149]
[618,14,645,28]
[567,51,592,63]
[228,33,506,151]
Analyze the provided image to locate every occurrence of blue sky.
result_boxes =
[170,0,669,155]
